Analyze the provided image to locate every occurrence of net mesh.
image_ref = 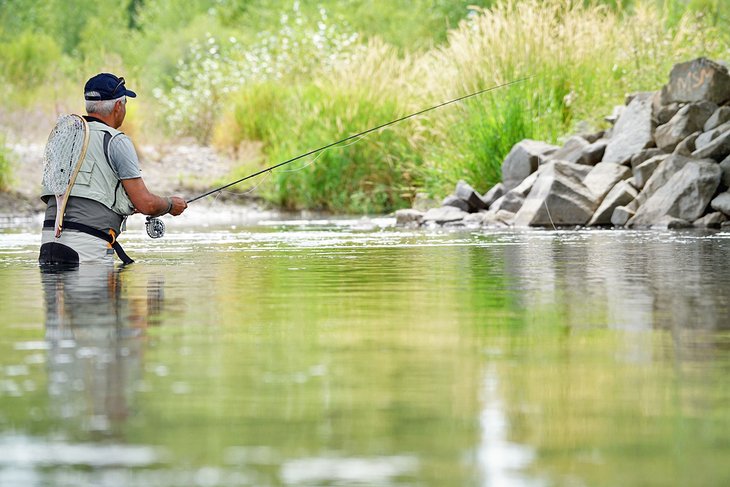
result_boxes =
[42,114,87,195]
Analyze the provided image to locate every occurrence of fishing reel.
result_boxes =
[145,216,165,239]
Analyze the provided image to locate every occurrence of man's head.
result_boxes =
[84,73,137,129]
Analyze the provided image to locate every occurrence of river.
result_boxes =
[0,212,729,486]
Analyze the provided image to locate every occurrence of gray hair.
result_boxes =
[85,94,126,116]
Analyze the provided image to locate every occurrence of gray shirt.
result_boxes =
[44,120,142,235]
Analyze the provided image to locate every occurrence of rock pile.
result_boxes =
[397,58,730,230]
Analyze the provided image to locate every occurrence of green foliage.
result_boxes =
[0,31,61,86]
[0,136,12,190]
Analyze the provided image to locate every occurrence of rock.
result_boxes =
[546,136,590,165]
[704,106,730,131]
[513,161,599,227]
[628,160,722,227]
[720,156,730,187]
[441,195,470,212]
[710,191,730,215]
[673,132,700,156]
[636,154,695,206]
[662,57,730,105]
[482,183,505,208]
[692,130,730,161]
[650,216,692,230]
[493,209,516,225]
[395,209,423,227]
[454,180,488,211]
[603,92,655,164]
[492,171,540,213]
[633,155,668,189]
[611,205,636,227]
[422,206,469,224]
[605,105,625,125]
[579,139,608,165]
[630,148,664,169]
[588,180,638,226]
[693,212,727,228]
[694,120,730,149]
[654,101,716,151]
[653,96,682,125]
[583,162,631,201]
[463,211,488,225]
[581,130,605,144]
[501,140,559,191]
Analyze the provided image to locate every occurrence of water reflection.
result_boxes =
[40,265,162,438]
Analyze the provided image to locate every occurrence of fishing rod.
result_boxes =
[145,76,533,238]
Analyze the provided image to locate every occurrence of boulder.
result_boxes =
[628,160,722,227]
[704,106,730,131]
[633,155,668,189]
[454,180,488,211]
[605,105,625,125]
[546,136,590,165]
[694,120,730,149]
[654,101,716,151]
[441,195,470,212]
[661,57,730,105]
[710,191,730,215]
[653,97,682,125]
[491,171,540,213]
[673,132,700,156]
[693,212,727,228]
[611,205,636,227]
[583,162,631,201]
[482,183,505,208]
[395,209,424,227]
[501,140,558,191]
[579,139,608,165]
[513,161,599,227]
[692,130,730,161]
[635,154,695,206]
[587,180,638,226]
[649,216,692,230]
[581,131,605,144]
[603,92,655,164]
[422,206,468,224]
[630,148,664,169]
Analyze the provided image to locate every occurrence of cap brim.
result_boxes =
[123,88,137,98]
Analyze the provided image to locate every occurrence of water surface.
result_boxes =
[1,213,729,486]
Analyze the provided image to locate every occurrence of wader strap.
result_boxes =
[43,219,134,265]
[102,131,122,209]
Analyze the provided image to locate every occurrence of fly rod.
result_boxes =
[186,76,533,204]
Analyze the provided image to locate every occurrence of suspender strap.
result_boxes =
[43,219,134,265]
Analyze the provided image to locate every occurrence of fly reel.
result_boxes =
[145,216,165,239]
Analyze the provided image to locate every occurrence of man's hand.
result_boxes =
[169,196,187,216]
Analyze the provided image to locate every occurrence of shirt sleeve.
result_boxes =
[108,134,142,180]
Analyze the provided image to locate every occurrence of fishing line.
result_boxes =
[186,76,534,204]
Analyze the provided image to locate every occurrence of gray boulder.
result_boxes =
[693,212,727,228]
[694,120,730,149]
[611,205,636,227]
[482,183,505,208]
[579,139,608,165]
[603,92,655,164]
[454,180,488,211]
[491,171,540,213]
[673,131,700,156]
[441,195,470,212]
[628,160,722,227]
[546,136,590,165]
[395,209,424,227]
[588,180,638,226]
[583,162,631,201]
[710,191,730,215]
[513,161,599,227]
[633,154,668,189]
[422,206,468,224]
[631,148,664,169]
[649,216,692,230]
[661,57,730,105]
[636,154,695,206]
[704,106,730,131]
[692,130,730,161]
[654,101,716,151]
[501,140,558,191]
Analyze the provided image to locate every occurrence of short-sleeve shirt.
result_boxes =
[43,118,142,234]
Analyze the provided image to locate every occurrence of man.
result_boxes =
[39,73,187,266]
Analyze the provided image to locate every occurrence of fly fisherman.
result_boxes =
[39,73,187,266]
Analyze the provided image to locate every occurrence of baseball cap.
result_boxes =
[84,73,137,100]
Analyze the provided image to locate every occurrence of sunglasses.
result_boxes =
[111,77,126,96]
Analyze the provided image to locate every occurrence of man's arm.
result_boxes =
[122,178,187,216]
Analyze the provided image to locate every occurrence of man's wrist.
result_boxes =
[164,197,173,215]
